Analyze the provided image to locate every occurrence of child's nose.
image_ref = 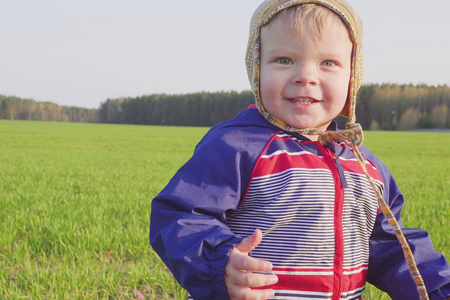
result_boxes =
[291,64,318,86]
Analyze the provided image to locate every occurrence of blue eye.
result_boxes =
[277,58,292,65]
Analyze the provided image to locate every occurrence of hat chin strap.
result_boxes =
[255,100,364,146]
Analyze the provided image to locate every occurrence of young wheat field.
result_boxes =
[1,120,448,299]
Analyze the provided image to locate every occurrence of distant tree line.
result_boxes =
[0,95,98,123]
[356,84,449,130]
[2,84,449,130]
[98,84,450,130]
[98,91,254,126]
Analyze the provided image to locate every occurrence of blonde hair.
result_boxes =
[265,4,350,42]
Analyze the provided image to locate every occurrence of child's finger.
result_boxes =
[228,286,275,300]
[235,229,263,253]
[227,265,278,288]
[230,250,273,272]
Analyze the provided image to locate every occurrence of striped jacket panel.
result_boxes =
[227,132,383,299]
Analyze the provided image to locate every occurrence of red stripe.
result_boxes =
[232,131,282,213]
[340,159,382,180]
[343,267,368,292]
[253,267,367,293]
[316,144,345,300]
[333,167,345,299]
[253,152,328,177]
[253,149,382,181]
[261,273,333,292]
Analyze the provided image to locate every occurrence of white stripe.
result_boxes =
[340,286,366,299]
[273,290,333,297]
[261,149,315,159]
[343,266,369,275]
[272,270,334,276]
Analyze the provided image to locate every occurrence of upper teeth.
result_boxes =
[294,98,313,104]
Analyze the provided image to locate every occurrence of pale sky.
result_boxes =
[1,0,449,109]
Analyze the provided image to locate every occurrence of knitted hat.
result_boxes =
[245,0,364,131]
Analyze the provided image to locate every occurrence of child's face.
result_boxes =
[259,17,353,131]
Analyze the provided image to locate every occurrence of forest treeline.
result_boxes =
[0,95,98,123]
[98,91,255,127]
[2,84,449,130]
[98,84,450,130]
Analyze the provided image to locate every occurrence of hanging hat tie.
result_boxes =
[318,122,364,146]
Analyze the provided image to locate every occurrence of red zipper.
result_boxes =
[316,142,345,300]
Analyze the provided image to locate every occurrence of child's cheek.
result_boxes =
[259,72,276,107]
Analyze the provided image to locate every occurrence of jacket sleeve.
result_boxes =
[149,126,270,299]
[364,150,450,300]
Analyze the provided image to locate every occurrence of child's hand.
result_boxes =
[225,229,278,300]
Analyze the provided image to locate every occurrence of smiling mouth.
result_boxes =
[289,97,318,104]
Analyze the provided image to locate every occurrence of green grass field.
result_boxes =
[1,120,448,299]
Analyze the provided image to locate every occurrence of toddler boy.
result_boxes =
[150,0,450,299]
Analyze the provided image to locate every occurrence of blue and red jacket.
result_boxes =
[150,108,450,299]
